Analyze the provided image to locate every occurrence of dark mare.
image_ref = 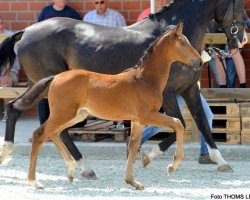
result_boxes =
[0,0,246,177]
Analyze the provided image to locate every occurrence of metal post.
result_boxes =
[150,0,156,14]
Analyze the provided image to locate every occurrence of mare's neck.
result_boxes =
[139,36,171,93]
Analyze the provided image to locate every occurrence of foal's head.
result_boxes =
[163,22,202,70]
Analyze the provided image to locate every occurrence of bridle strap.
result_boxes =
[220,0,246,35]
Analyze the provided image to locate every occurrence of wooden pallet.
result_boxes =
[239,102,250,117]
[68,120,130,142]
[241,131,250,144]
[182,103,240,118]
[212,116,241,132]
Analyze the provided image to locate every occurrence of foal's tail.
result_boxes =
[0,31,24,75]
[14,76,55,110]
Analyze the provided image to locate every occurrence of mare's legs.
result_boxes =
[181,85,232,172]
[0,100,21,164]
[124,121,145,190]
[61,129,96,179]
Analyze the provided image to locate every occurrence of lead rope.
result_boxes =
[205,46,238,87]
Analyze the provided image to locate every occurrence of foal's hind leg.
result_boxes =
[124,121,145,190]
[27,123,48,189]
[28,121,74,188]
[141,112,184,176]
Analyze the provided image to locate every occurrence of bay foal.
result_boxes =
[14,22,201,190]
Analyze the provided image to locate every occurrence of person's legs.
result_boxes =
[198,94,216,164]
[209,55,220,88]
[225,57,236,88]
[231,49,247,88]
[141,126,166,145]
[214,55,227,87]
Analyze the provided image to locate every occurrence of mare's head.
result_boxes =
[163,22,201,70]
[214,0,246,48]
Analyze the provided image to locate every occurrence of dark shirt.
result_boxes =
[38,5,81,22]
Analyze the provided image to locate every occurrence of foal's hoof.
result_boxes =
[68,175,74,183]
[81,171,97,180]
[135,183,145,190]
[28,180,44,189]
[0,156,6,165]
[217,165,234,173]
[167,164,175,176]
[142,153,150,168]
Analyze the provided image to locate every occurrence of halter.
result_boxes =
[219,0,246,44]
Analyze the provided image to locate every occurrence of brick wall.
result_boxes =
[0,0,250,116]
[0,0,150,29]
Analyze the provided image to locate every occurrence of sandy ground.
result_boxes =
[0,154,249,200]
[0,118,250,199]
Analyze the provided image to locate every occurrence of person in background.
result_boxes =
[126,0,215,164]
[37,0,81,127]
[209,10,249,88]
[83,0,126,27]
[0,16,20,121]
[38,0,81,22]
[83,0,127,127]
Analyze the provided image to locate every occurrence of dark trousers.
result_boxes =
[38,99,49,125]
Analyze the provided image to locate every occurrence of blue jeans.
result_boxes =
[141,94,213,154]
[209,56,236,88]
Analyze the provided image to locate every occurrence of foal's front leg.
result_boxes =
[124,122,145,190]
[142,112,185,176]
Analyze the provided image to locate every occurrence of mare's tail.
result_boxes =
[0,31,24,75]
[14,76,55,110]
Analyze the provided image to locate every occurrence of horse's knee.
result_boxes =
[173,118,184,132]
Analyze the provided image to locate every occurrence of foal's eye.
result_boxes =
[180,40,185,46]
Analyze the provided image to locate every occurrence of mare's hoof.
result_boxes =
[142,153,150,168]
[167,165,175,176]
[81,171,97,180]
[217,165,234,173]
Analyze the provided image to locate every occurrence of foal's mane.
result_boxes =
[123,27,175,73]
[136,32,166,68]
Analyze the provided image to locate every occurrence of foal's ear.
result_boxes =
[175,20,184,36]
